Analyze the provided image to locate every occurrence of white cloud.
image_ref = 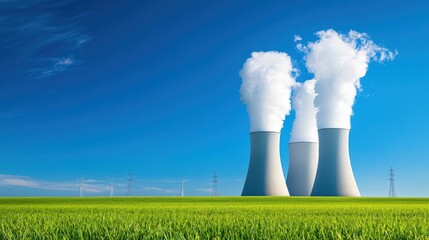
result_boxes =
[143,186,177,194]
[40,57,76,77]
[0,1,90,80]
[302,29,396,129]
[0,174,107,193]
[0,110,18,118]
[193,188,212,193]
[77,36,90,46]
[290,79,318,142]
[240,51,298,132]
[0,178,38,188]
[57,57,73,66]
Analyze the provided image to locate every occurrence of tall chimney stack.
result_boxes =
[242,131,289,196]
[286,142,318,196]
[311,128,360,196]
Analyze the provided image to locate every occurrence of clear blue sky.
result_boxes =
[0,0,428,196]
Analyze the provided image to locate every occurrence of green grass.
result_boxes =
[0,197,428,239]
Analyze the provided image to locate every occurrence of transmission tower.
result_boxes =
[211,172,218,196]
[78,177,83,197]
[109,177,114,197]
[388,167,396,197]
[127,174,134,196]
[180,177,184,197]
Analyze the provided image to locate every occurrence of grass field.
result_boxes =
[0,197,428,239]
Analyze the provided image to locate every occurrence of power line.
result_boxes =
[211,172,218,196]
[388,167,396,197]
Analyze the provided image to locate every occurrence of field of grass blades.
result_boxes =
[0,197,428,239]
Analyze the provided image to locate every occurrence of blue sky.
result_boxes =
[0,0,428,196]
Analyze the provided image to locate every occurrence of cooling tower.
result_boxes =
[242,132,289,196]
[286,142,318,196]
[311,128,360,196]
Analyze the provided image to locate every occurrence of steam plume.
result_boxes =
[240,51,297,132]
[299,29,396,129]
[290,79,318,142]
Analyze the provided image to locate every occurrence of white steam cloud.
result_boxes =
[290,79,318,142]
[240,51,297,132]
[300,29,397,129]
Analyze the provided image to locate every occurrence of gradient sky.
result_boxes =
[1,0,428,196]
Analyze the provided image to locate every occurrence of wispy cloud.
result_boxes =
[193,187,212,193]
[0,174,108,193]
[57,57,74,66]
[0,174,242,196]
[1,177,38,188]
[0,0,90,81]
[0,109,20,119]
[40,57,77,77]
[0,0,75,9]
[143,186,178,194]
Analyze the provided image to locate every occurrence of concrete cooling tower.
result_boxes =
[311,128,360,196]
[242,132,289,196]
[286,142,318,196]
